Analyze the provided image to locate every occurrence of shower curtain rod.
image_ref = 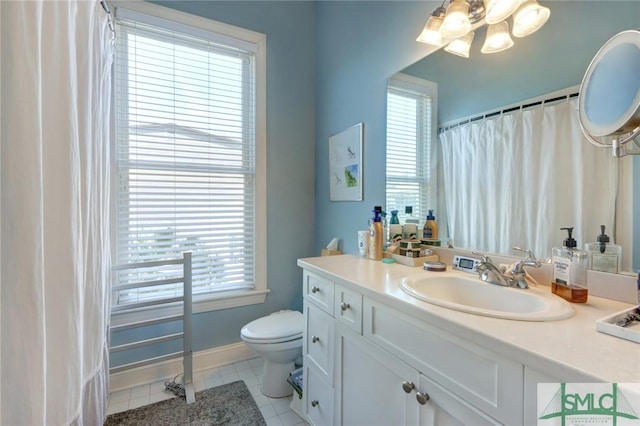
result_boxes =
[439,85,580,133]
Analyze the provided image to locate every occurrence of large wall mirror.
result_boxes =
[388,1,640,274]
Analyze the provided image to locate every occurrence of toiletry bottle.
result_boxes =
[388,210,403,244]
[423,210,438,240]
[585,225,622,273]
[380,210,388,249]
[368,207,383,261]
[551,227,588,303]
[403,206,419,240]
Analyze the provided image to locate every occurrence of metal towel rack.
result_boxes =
[109,252,195,404]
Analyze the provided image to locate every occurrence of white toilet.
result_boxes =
[240,310,303,398]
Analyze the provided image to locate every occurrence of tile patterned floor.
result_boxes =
[107,357,307,426]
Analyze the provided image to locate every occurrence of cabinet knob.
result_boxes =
[416,392,430,405]
[312,336,320,343]
[311,286,320,293]
[401,381,415,393]
[311,400,319,407]
[340,302,351,311]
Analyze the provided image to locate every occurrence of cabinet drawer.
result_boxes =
[305,301,334,383]
[305,364,334,426]
[304,270,335,314]
[334,284,363,334]
[363,298,523,425]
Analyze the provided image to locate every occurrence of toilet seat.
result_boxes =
[241,310,303,344]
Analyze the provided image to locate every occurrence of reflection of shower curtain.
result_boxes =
[1,1,113,424]
[440,98,619,260]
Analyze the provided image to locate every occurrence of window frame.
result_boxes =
[385,73,439,224]
[110,1,268,324]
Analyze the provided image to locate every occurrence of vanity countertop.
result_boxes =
[298,254,640,383]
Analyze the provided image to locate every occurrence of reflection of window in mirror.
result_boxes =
[385,73,438,225]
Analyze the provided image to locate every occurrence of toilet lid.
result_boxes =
[241,310,303,342]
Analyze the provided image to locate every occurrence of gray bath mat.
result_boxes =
[104,380,267,426]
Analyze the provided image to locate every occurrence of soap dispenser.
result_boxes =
[585,225,622,273]
[423,210,438,240]
[551,227,588,303]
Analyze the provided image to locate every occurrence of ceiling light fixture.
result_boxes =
[440,0,472,39]
[445,31,476,57]
[416,0,550,58]
[481,21,514,53]
[416,9,445,46]
[512,0,550,37]
[485,0,521,24]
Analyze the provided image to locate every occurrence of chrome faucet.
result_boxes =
[509,247,541,289]
[473,247,540,289]
[473,252,512,287]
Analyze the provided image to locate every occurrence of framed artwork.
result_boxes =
[329,123,364,201]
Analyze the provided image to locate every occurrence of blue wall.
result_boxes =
[314,1,436,255]
[113,1,316,365]
[314,1,640,256]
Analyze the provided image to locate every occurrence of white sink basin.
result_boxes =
[399,274,574,321]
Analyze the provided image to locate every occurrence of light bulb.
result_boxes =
[445,31,475,58]
[481,21,514,54]
[440,0,472,39]
[512,0,550,37]
[485,0,522,25]
[417,15,444,46]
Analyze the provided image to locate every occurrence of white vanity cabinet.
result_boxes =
[301,267,524,426]
[363,298,523,425]
[335,322,499,426]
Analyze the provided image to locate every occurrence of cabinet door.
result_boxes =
[305,301,335,382]
[335,324,419,426]
[305,364,334,426]
[418,374,501,426]
[364,297,523,424]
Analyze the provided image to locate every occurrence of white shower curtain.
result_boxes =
[440,98,619,260]
[1,1,113,424]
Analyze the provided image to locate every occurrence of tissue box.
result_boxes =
[321,249,342,256]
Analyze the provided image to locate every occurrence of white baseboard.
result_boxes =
[109,342,256,392]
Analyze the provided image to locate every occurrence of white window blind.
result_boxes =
[386,75,437,223]
[114,15,258,306]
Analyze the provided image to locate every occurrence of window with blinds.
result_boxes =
[386,75,438,223]
[113,10,264,306]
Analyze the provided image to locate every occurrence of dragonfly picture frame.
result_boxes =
[329,122,364,201]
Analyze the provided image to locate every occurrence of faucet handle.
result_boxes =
[471,251,492,265]
[513,246,536,261]
[511,247,541,273]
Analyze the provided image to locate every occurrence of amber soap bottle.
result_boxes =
[551,227,588,303]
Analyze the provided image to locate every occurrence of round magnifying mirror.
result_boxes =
[579,29,640,144]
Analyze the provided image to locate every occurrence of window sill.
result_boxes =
[111,289,270,327]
